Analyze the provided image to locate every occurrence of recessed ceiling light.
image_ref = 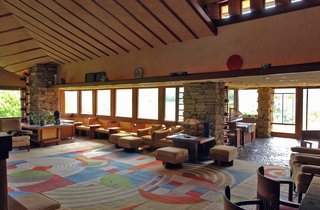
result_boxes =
[265,77,270,80]
[281,76,287,79]
[279,80,284,82]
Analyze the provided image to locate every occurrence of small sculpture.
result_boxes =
[54,110,61,125]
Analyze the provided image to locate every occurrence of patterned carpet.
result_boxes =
[7,140,291,210]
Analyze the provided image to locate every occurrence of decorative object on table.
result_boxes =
[85,73,95,82]
[59,78,65,84]
[261,63,272,69]
[95,72,107,82]
[54,111,61,125]
[203,122,212,137]
[227,54,243,70]
[134,67,143,79]
[183,114,201,136]
[32,110,55,126]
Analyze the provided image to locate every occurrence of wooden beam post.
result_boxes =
[206,3,220,20]
[250,0,265,11]
[228,0,241,16]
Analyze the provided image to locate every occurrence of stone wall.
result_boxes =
[29,63,58,113]
[256,87,274,138]
[184,82,225,144]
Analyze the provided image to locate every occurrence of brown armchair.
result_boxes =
[136,124,165,146]
[76,117,102,138]
[0,118,31,151]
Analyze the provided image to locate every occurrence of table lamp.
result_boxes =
[183,115,201,136]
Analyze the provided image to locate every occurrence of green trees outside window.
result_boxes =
[0,90,21,118]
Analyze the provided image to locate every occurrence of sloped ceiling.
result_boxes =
[0,0,215,75]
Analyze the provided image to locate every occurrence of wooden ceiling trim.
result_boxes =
[160,0,199,39]
[119,0,177,44]
[42,50,67,64]
[36,38,75,63]
[3,55,50,68]
[113,0,166,45]
[0,39,35,56]
[4,0,95,60]
[19,17,85,61]
[0,13,12,19]
[86,0,146,50]
[165,1,213,38]
[140,0,194,41]
[0,15,23,32]
[72,0,140,51]
[0,49,48,66]
[0,27,31,46]
[18,0,106,58]
[94,0,154,48]
[56,0,130,53]
[9,57,55,73]
[0,47,41,59]
[136,0,182,42]
[43,0,121,55]
[0,38,33,47]
[0,26,24,34]
[186,0,218,35]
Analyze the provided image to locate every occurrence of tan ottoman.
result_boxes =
[12,136,30,151]
[8,192,61,210]
[118,136,142,151]
[109,133,132,145]
[156,147,189,168]
[210,145,237,166]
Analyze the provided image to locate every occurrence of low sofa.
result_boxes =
[0,118,32,151]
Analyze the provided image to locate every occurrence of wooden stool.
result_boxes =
[210,145,237,166]
[156,147,189,168]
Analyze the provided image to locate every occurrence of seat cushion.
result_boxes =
[95,127,109,134]
[109,133,132,144]
[76,125,90,131]
[210,145,237,162]
[12,136,30,147]
[156,147,189,164]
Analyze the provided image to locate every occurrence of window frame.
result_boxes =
[137,87,159,120]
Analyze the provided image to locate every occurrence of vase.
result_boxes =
[40,119,45,126]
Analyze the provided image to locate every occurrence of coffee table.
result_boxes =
[166,134,215,162]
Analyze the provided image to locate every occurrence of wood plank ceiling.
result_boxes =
[0,0,216,75]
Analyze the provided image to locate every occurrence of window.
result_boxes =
[303,88,320,130]
[0,90,21,117]
[242,0,251,14]
[220,4,229,19]
[116,89,132,118]
[81,90,93,115]
[97,90,111,116]
[138,88,158,120]
[228,89,235,111]
[272,88,296,133]
[64,91,78,114]
[265,0,275,9]
[238,89,258,115]
[165,88,176,121]
[178,87,184,122]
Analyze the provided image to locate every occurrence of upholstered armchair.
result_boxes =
[150,125,184,149]
[0,118,31,151]
[136,124,165,146]
[290,147,320,202]
[76,117,102,138]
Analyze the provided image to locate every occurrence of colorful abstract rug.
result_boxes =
[7,141,291,210]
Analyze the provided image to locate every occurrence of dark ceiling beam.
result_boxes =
[94,0,154,48]
[136,0,182,42]
[31,0,107,57]
[5,0,94,60]
[0,48,41,59]
[113,0,167,45]
[0,26,24,34]
[0,13,12,18]
[187,0,218,35]
[72,0,140,51]
[214,0,320,26]
[22,22,84,61]
[160,0,199,39]
[0,38,33,47]
[4,55,49,68]
[52,0,124,54]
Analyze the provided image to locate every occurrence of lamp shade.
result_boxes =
[183,118,200,125]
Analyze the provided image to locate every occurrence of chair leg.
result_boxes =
[288,182,293,201]
[27,145,30,152]
[298,192,303,203]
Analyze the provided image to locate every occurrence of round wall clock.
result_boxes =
[134,67,143,79]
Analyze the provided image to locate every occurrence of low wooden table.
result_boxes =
[166,134,215,162]
[22,124,74,146]
[300,176,320,209]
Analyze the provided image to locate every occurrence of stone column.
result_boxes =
[256,87,274,138]
[184,82,225,144]
[29,63,58,113]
